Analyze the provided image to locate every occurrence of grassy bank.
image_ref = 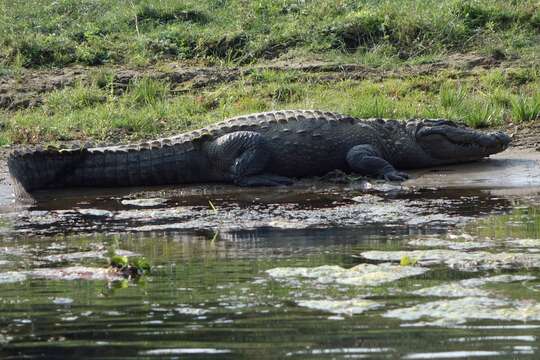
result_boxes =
[1,65,539,145]
[0,0,539,145]
[1,0,539,70]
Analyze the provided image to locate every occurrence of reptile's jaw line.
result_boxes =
[416,125,511,161]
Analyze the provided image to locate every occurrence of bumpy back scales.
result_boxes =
[8,110,506,195]
[8,110,384,192]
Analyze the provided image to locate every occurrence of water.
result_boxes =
[1,177,540,359]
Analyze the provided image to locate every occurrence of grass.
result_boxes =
[2,65,539,145]
[0,0,539,69]
[511,95,540,122]
[0,0,539,144]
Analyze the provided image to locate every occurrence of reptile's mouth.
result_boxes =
[416,125,511,156]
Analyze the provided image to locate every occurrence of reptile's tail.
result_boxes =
[9,139,203,197]
[8,146,89,197]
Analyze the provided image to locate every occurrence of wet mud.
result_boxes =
[0,148,536,236]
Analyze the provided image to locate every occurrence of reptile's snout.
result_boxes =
[495,132,511,149]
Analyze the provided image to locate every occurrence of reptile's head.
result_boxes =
[413,120,511,164]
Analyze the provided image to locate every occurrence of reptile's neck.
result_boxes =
[367,119,434,168]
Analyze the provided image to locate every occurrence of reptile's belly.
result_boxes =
[267,144,349,177]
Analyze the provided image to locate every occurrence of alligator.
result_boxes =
[8,110,511,196]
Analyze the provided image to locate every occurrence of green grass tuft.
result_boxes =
[125,77,170,106]
[45,82,108,113]
[439,84,467,109]
[511,95,540,122]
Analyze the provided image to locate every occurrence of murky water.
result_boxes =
[2,155,540,359]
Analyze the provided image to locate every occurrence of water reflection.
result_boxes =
[0,186,540,358]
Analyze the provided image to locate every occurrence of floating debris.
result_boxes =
[109,255,151,278]
[175,307,209,316]
[140,348,231,355]
[409,237,540,251]
[52,297,74,305]
[0,271,27,284]
[407,238,494,250]
[28,266,124,281]
[506,239,540,248]
[43,249,138,263]
[360,250,540,271]
[286,347,393,356]
[297,299,382,315]
[121,198,167,207]
[413,275,535,298]
[77,209,113,217]
[6,190,476,235]
[384,297,540,325]
[267,263,428,287]
[403,350,504,359]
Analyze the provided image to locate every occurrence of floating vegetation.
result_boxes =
[3,190,476,235]
[506,239,540,248]
[175,307,209,316]
[0,271,27,284]
[407,238,494,250]
[400,255,417,266]
[412,275,535,298]
[43,249,138,263]
[297,299,382,315]
[121,198,167,207]
[384,297,540,326]
[408,236,540,251]
[0,263,150,283]
[360,250,540,271]
[110,255,151,278]
[267,263,428,287]
[76,208,113,217]
[28,266,125,282]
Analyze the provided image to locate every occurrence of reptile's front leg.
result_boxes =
[207,131,293,186]
[346,144,409,181]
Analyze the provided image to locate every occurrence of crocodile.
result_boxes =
[8,110,511,196]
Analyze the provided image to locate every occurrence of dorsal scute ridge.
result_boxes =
[9,111,406,159]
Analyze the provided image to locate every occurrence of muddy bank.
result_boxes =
[406,148,540,191]
[0,148,535,236]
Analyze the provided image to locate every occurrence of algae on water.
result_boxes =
[297,299,382,315]
[267,263,428,287]
[412,275,535,298]
[360,250,540,271]
[385,296,540,325]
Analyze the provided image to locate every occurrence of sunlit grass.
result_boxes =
[0,0,539,69]
[2,66,538,144]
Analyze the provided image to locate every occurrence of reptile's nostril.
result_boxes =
[496,132,511,146]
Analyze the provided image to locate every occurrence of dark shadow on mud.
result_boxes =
[2,180,514,237]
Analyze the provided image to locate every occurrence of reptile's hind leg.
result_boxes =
[208,131,293,186]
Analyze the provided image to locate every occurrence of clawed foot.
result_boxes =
[235,174,294,187]
[382,171,410,182]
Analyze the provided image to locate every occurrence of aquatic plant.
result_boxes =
[109,253,151,277]
[400,255,417,266]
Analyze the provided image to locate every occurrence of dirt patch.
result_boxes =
[0,53,510,111]
[503,122,540,150]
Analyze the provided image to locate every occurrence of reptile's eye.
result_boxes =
[421,119,458,128]
[430,120,457,127]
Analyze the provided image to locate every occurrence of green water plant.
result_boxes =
[109,254,151,278]
[400,255,418,266]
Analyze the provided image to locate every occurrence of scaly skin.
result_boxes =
[8,110,511,195]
